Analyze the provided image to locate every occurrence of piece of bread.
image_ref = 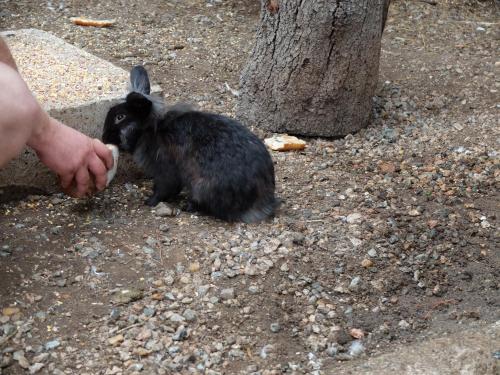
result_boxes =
[106,144,119,186]
[264,135,306,151]
[70,17,116,27]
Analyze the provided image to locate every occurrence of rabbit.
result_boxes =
[102,65,279,223]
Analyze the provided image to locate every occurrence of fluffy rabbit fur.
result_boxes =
[102,66,278,223]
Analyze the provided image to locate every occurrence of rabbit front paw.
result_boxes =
[145,195,161,207]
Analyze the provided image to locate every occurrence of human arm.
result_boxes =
[0,59,113,197]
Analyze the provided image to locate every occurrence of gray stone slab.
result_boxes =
[0,29,160,196]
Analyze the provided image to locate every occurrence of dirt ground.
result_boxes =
[0,0,499,374]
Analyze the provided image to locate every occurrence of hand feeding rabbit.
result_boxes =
[102,66,279,223]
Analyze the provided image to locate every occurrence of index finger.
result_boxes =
[92,138,114,170]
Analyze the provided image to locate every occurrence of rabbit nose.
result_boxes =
[120,124,135,149]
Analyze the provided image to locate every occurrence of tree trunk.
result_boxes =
[237,0,390,137]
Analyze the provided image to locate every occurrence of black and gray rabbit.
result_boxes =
[102,66,279,223]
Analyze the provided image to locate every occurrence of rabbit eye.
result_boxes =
[115,114,126,124]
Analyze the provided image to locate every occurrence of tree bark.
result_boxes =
[237,0,390,137]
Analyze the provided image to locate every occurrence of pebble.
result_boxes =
[127,363,144,372]
[361,259,373,268]
[346,213,363,224]
[159,224,170,232]
[220,288,235,300]
[183,309,197,322]
[170,313,185,323]
[172,325,188,341]
[408,209,421,216]
[143,307,155,317]
[260,344,274,359]
[2,307,20,316]
[197,285,210,297]
[13,351,30,369]
[326,343,339,357]
[109,308,121,322]
[349,328,365,339]
[348,277,361,292]
[270,323,281,333]
[45,339,61,350]
[378,161,397,174]
[29,363,45,374]
[189,262,200,272]
[348,340,365,357]
[112,289,144,304]
[398,319,411,330]
[154,202,178,217]
[248,285,260,294]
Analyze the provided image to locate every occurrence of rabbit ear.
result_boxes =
[130,65,151,95]
[126,92,152,118]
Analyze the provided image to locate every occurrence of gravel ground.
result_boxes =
[1,0,499,374]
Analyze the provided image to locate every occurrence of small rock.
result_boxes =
[348,340,365,357]
[45,339,61,350]
[350,237,363,247]
[2,323,16,335]
[389,235,399,244]
[348,276,361,292]
[170,313,185,323]
[29,363,45,374]
[480,218,491,229]
[260,344,275,359]
[427,220,439,229]
[142,246,154,255]
[50,226,63,235]
[31,353,49,363]
[109,308,120,322]
[346,213,363,224]
[189,262,200,273]
[361,259,373,268]
[326,343,339,357]
[134,347,152,356]
[128,363,144,372]
[270,323,281,333]
[382,127,397,142]
[13,351,30,369]
[183,309,197,322]
[398,319,411,330]
[154,202,178,217]
[2,307,20,316]
[197,285,210,297]
[378,161,397,174]
[172,325,188,341]
[143,307,156,317]
[248,285,259,294]
[136,328,152,341]
[409,209,421,216]
[349,328,365,339]
[220,288,235,300]
[112,288,143,304]
[367,248,378,257]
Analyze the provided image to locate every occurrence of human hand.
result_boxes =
[28,116,113,198]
